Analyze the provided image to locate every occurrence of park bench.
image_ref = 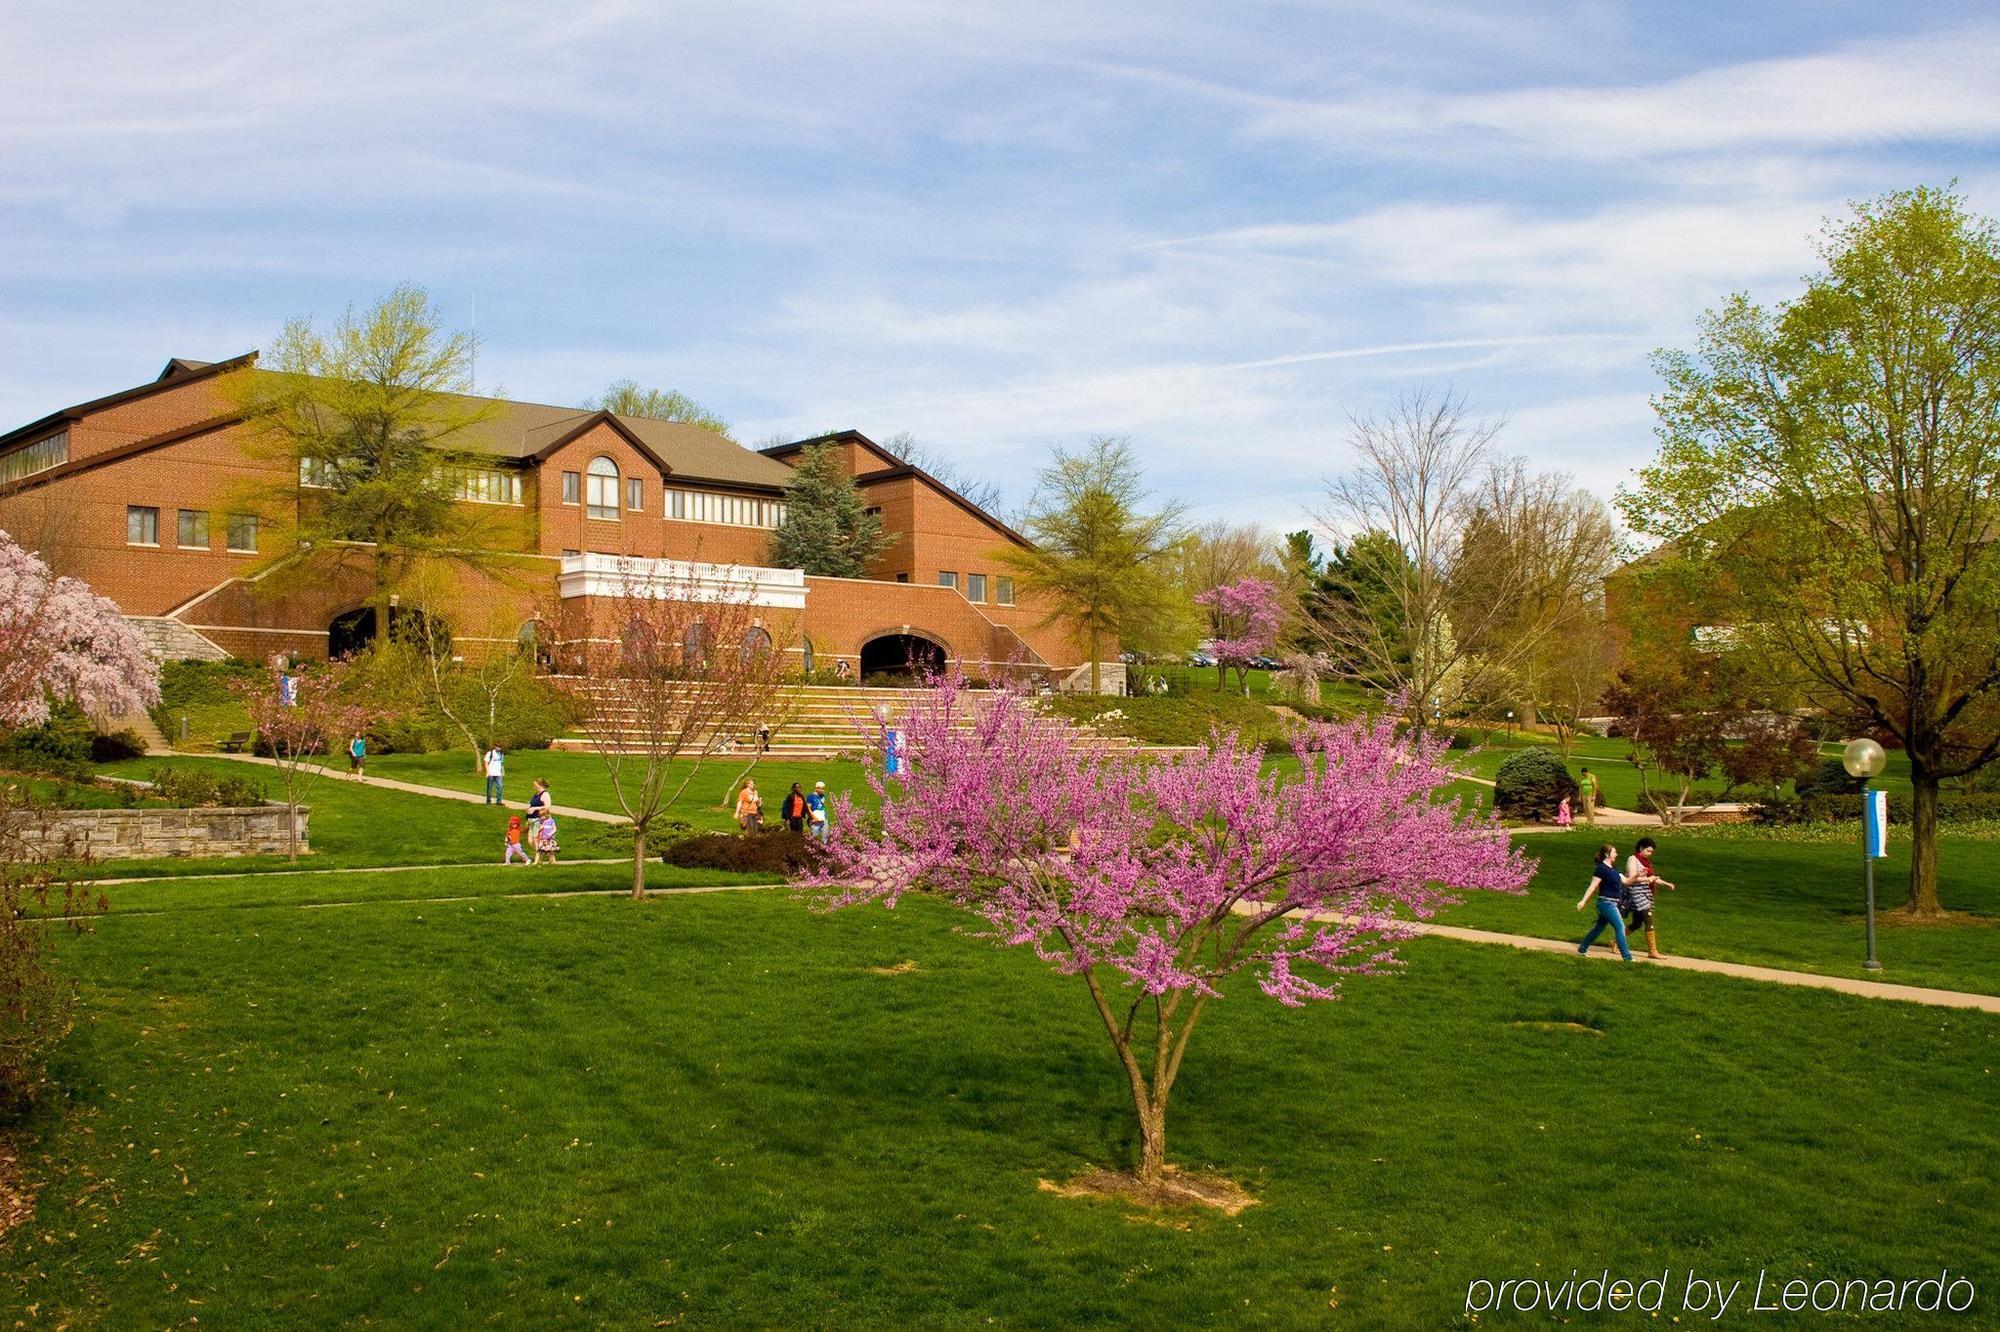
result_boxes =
[216,731,253,753]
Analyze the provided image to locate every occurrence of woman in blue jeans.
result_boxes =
[1576,843,1633,962]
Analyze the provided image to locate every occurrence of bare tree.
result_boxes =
[555,559,789,898]
[880,431,1010,518]
[1312,388,1615,734]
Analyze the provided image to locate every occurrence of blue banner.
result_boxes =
[884,727,904,776]
[1864,788,1888,859]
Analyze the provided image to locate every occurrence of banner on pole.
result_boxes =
[1865,788,1888,858]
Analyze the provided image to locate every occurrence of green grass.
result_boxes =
[5,888,1994,1327]
[101,860,779,914]
[352,750,879,830]
[1441,828,2000,995]
[89,757,634,876]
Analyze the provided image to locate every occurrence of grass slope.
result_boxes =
[4,890,1995,1327]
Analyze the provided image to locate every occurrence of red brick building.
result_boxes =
[0,355,1106,687]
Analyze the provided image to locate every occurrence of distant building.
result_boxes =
[0,355,1106,687]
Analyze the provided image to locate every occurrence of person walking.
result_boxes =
[734,779,764,833]
[781,782,807,833]
[483,745,506,805]
[1577,767,1600,824]
[1555,794,1572,828]
[526,778,551,818]
[1575,842,1633,962]
[347,733,367,778]
[805,780,830,841]
[502,814,530,865]
[534,811,559,865]
[1623,836,1676,959]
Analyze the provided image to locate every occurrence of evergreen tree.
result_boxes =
[768,444,891,577]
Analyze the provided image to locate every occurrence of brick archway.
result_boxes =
[858,630,949,679]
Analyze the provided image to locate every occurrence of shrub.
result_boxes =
[146,766,267,808]
[659,829,813,875]
[0,704,96,777]
[90,729,148,763]
[0,786,104,1111]
[1493,749,1578,822]
[1795,756,1863,798]
[1756,791,2000,825]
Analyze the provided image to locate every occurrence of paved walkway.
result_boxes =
[1237,902,2000,1014]
[171,750,629,824]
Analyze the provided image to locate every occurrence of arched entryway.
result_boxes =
[859,632,947,680]
[327,606,449,659]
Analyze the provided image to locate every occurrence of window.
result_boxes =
[938,571,958,590]
[561,548,580,559]
[864,505,883,519]
[1,431,68,484]
[627,476,644,512]
[226,513,258,553]
[663,488,787,528]
[966,574,986,603]
[299,457,333,488]
[586,456,620,519]
[450,466,522,505]
[561,471,581,505]
[127,505,159,546]
[896,572,909,583]
[995,576,1014,605]
[177,509,209,548]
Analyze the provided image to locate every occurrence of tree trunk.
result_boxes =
[1088,628,1101,696]
[1905,770,1942,916]
[1136,1101,1167,1185]
[287,796,300,863]
[631,826,648,901]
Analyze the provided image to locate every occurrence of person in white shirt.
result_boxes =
[483,746,506,805]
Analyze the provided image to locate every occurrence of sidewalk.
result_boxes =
[1239,902,2000,1014]
[173,750,628,824]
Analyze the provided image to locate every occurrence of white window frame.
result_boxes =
[586,456,620,520]
[127,505,159,547]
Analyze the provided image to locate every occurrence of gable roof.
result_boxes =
[0,351,257,453]
[0,356,797,495]
[761,430,1030,547]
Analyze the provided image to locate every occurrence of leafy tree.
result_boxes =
[586,381,732,438]
[769,444,892,578]
[1627,186,2000,914]
[994,438,1187,695]
[806,678,1528,1195]
[1602,660,1815,825]
[1492,749,1577,822]
[226,284,522,621]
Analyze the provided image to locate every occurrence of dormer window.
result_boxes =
[585,455,620,520]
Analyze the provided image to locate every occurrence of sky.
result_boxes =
[5,1,1998,528]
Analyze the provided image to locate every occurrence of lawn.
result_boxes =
[352,749,878,830]
[4,888,1994,1327]
[1441,828,2000,995]
[90,757,634,875]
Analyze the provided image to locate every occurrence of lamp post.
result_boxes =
[1842,737,1888,972]
[1505,709,1514,741]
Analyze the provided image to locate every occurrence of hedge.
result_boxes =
[1756,792,2000,826]
[1492,749,1578,821]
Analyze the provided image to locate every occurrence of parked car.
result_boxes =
[1247,654,1281,670]
[1187,651,1216,668]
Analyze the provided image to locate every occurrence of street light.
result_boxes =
[1505,709,1515,741]
[1842,737,1888,972]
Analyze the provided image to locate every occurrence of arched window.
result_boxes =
[739,625,773,664]
[585,455,620,519]
[683,619,712,667]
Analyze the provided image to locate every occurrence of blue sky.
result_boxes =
[5,1,1998,525]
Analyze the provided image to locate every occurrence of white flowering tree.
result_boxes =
[0,530,157,727]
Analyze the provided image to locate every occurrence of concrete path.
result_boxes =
[1240,902,2000,1014]
[1452,766,1663,829]
[170,750,629,824]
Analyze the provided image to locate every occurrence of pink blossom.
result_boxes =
[0,530,158,727]
[1194,577,1284,671]
[803,673,1530,1179]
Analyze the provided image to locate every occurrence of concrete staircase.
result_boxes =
[550,682,1159,758]
[125,616,229,662]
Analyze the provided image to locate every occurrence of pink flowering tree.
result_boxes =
[806,677,1529,1191]
[233,658,378,861]
[0,530,157,727]
[1194,577,1284,693]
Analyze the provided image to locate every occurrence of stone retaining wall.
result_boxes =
[20,805,309,859]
